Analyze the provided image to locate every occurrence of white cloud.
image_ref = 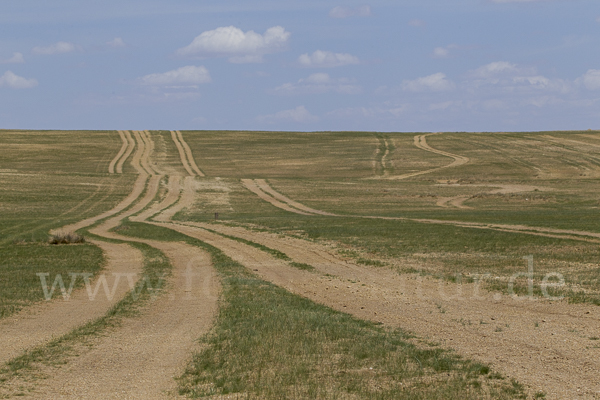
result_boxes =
[176,26,290,63]
[138,66,211,86]
[403,73,455,92]
[432,44,459,59]
[256,106,319,123]
[32,41,76,55]
[577,69,600,90]
[1,52,25,64]
[107,38,126,48]
[467,61,571,93]
[408,19,426,27]
[298,50,360,68]
[274,73,361,95]
[469,61,523,78]
[329,5,371,18]
[433,47,450,58]
[0,71,38,89]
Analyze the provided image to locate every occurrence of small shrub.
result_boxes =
[48,232,85,245]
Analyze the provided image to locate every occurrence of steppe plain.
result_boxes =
[1,129,600,399]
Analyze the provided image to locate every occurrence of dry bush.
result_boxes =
[48,232,85,245]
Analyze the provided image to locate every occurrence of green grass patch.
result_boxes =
[0,243,103,319]
[289,262,315,272]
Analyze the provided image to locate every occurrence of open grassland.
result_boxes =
[0,130,135,316]
[1,129,600,398]
[178,130,600,305]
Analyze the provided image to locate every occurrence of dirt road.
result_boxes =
[386,132,469,180]
[158,219,600,399]
[108,130,128,174]
[8,131,219,399]
[0,241,142,365]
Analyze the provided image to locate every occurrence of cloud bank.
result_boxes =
[176,26,290,63]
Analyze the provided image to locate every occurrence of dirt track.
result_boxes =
[175,130,204,176]
[231,178,600,398]
[157,218,600,399]
[242,176,600,243]
[254,179,336,216]
[170,130,196,177]
[0,240,142,365]
[5,131,219,399]
[28,239,218,400]
[108,131,128,174]
[7,127,600,398]
[435,183,552,209]
[385,132,469,180]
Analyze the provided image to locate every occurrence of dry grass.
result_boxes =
[48,232,85,245]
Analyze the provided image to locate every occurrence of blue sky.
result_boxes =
[1,0,599,132]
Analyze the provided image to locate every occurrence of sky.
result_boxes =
[1,0,599,132]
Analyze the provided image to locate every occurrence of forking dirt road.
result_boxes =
[3,131,218,399]
[3,130,599,399]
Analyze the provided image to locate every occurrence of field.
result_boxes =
[1,129,599,399]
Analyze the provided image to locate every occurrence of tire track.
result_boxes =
[116,130,136,174]
[254,179,337,216]
[240,179,314,216]
[108,131,128,174]
[176,130,204,176]
[387,132,469,180]
[435,183,551,210]
[0,241,142,366]
[133,130,155,176]
[151,179,600,399]
[0,135,149,364]
[374,135,393,177]
[153,176,195,222]
[20,134,219,399]
[170,130,195,176]
[141,130,163,175]
[242,177,600,243]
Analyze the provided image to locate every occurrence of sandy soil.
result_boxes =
[27,238,219,400]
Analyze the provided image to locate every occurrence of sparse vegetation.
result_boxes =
[48,232,85,245]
